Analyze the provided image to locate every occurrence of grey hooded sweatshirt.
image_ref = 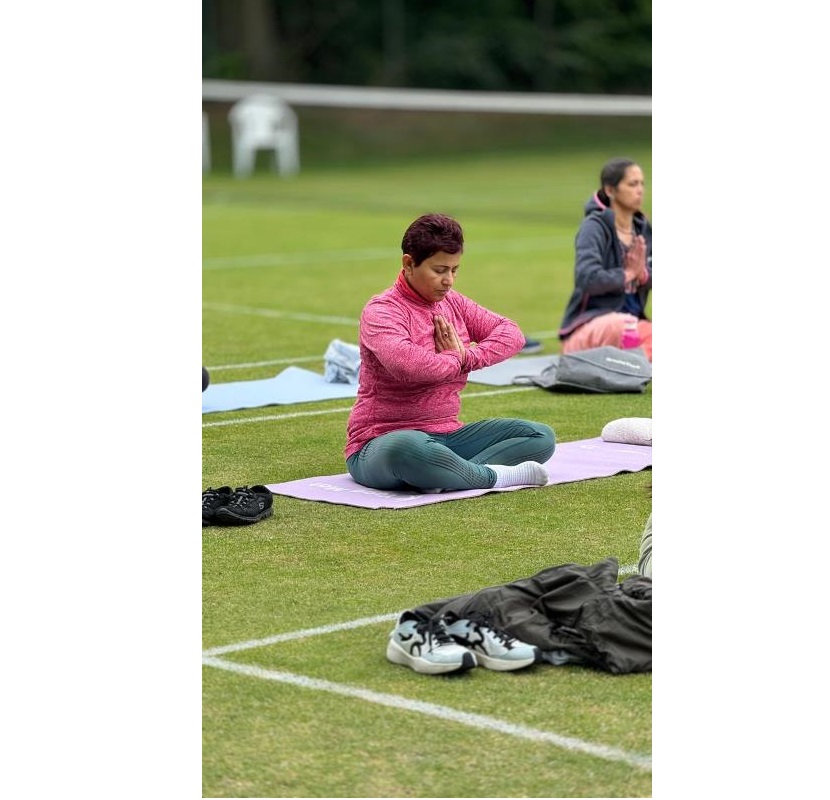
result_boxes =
[558,192,653,341]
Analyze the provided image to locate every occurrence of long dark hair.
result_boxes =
[597,158,637,206]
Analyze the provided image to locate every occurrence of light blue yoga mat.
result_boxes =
[203,354,554,413]
[202,366,358,413]
[468,355,559,386]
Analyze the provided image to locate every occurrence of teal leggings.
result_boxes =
[346,418,556,492]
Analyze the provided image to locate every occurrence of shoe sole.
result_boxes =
[385,639,476,675]
[473,647,542,671]
[203,508,228,526]
[214,507,273,525]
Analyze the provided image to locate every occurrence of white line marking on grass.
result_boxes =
[202,405,354,428]
[203,302,359,326]
[206,352,558,373]
[202,238,570,271]
[202,303,557,347]
[203,247,397,269]
[208,355,323,371]
[202,612,400,657]
[203,583,638,656]
[202,655,651,770]
[462,386,535,399]
[201,387,534,428]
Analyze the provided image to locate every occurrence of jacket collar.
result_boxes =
[395,269,434,306]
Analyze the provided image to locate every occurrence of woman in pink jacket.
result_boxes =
[345,213,556,493]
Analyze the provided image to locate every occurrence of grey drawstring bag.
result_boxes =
[513,346,652,393]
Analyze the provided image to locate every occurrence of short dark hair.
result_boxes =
[401,213,464,266]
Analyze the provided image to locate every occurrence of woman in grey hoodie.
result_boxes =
[558,158,653,361]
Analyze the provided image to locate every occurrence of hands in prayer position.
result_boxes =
[433,314,466,367]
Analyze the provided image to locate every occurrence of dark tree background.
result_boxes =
[203,0,651,95]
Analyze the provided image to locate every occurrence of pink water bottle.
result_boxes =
[621,318,641,349]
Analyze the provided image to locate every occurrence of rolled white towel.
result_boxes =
[601,417,652,446]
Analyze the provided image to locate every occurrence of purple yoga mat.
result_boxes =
[265,437,651,509]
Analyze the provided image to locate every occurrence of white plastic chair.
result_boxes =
[202,112,211,173]
[228,94,300,178]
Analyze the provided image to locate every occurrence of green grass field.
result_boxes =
[203,117,652,798]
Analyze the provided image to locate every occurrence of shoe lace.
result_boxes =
[202,488,222,507]
[418,617,455,647]
[463,612,517,648]
[227,487,254,508]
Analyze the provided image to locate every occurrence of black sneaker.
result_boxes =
[214,485,274,525]
[519,337,543,355]
[202,486,233,526]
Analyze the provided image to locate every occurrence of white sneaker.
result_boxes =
[386,611,477,675]
[444,614,541,671]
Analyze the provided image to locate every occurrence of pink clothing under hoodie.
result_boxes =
[345,270,525,459]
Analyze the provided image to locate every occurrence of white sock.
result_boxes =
[489,461,549,489]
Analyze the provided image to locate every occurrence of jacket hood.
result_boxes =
[583,192,615,231]
[584,191,609,217]
[584,192,649,230]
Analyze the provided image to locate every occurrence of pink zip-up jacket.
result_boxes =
[345,270,525,459]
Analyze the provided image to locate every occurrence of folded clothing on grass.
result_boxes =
[323,339,361,385]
